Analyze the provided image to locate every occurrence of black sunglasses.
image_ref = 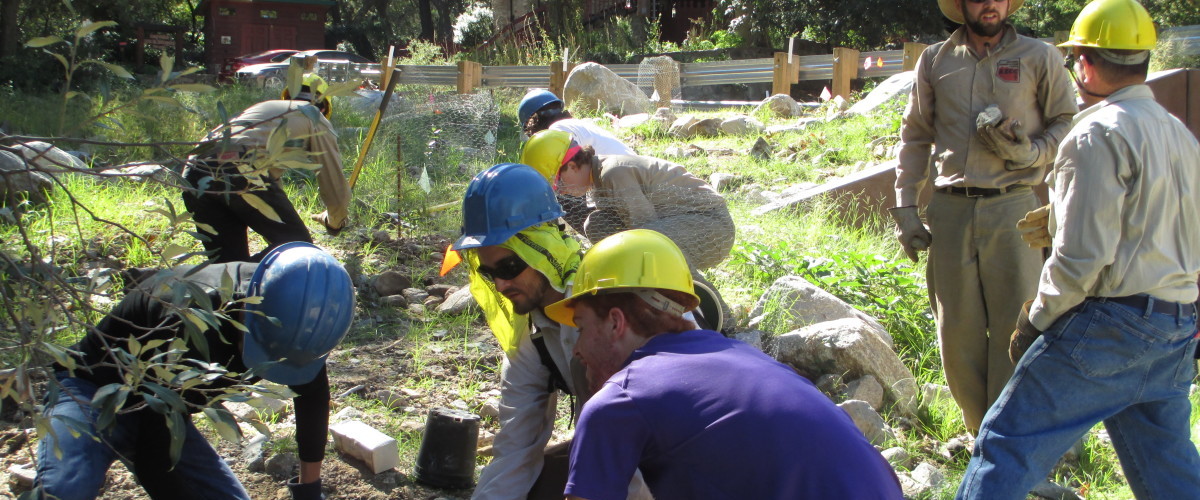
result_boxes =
[477,255,529,282]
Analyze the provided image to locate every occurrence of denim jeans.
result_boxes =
[35,375,251,500]
[957,297,1200,499]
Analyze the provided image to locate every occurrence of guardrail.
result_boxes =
[315,24,1198,99]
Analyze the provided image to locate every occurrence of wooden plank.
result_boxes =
[831,47,859,99]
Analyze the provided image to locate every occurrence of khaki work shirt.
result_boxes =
[1029,85,1200,330]
[590,155,726,228]
[204,100,351,228]
[895,26,1078,206]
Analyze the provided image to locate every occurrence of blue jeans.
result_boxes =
[35,375,251,500]
[957,297,1200,499]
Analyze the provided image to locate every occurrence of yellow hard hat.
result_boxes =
[937,0,1024,25]
[282,73,333,119]
[1058,0,1156,51]
[520,130,579,183]
[544,229,699,327]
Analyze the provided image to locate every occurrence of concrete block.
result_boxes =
[330,420,400,474]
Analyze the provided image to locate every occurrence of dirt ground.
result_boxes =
[0,234,537,499]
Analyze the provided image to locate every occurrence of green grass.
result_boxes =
[3,74,1196,498]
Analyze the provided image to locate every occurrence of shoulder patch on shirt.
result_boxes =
[997,59,1020,83]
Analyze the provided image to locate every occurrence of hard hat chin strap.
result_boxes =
[1095,48,1149,65]
[629,288,687,317]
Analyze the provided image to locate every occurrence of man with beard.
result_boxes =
[890,0,1077,434]
[448,164,651,500]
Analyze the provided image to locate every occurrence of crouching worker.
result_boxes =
[545,229,904,500]
[443,163,649,499]
[35,242,355,500]
[183,73,351,263]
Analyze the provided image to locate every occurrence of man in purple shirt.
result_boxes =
[544,229,903,500]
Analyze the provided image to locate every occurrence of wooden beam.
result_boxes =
[457,60,482,94]
[832,47,860,100]
[902,43,927,72]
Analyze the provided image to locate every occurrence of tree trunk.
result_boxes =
[417,0,434,40]
[0,0,20,58]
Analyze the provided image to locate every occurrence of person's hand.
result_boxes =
[311,212,346,236]
[287,476,324,500]
[1016,204,1052,248]
[978,118,1040,170]
[1010,300,1043,364]
[889,206,932,263]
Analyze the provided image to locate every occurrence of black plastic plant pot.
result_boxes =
[415,407,481,489]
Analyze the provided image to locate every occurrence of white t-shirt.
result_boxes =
[548,118,635,156]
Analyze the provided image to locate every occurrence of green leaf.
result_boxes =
[143,383,187,412]
[164,411,186,467]
[25,36,64,48]
[141,95,185,108]
[161,243,190,260]
[50,53,69,72]
[159,54,175,84]
[323,80,361,98]
[169,83,216,93]
[98,62,134,80]
[240,193,283,223]
[75,21,117,40]
[203,407,244,443]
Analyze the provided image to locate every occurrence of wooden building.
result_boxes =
[196,0,334,71]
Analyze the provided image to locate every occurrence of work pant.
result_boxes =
[35,374,250,500]
[926,188,1042,433]
[182,161,312,263]
[957,298,1200,499]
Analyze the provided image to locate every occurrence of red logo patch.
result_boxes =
[997,59,1020,83]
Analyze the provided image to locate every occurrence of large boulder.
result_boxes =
[847,71,914,116]
[748,275,890,346]
[563,62,651,117]
[11,141,88,172]
[719,115,764,136]
[0,150,53,206]
[773,318,918,416]
[755,94,802,118]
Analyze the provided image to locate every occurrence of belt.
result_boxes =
[937,185,1030,198]
[1096,295,1196,316]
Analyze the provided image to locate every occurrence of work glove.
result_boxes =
[311,212,346,236]
[1016,204,1052,249]
[287,476,325,500]
[978,118,1040,170]
[1010,300,1043,364]
[888,206,932,263]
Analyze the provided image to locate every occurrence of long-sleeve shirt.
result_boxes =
[63,263,330,463]
[895,26,1078,206]
[473,310,587,499]
[204,100,351,228]
[1029,85,1200,330]
[589,155,726,228]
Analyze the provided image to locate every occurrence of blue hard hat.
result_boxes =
[243,242,355,385]
[453,163,564,250]
[517,89,563,126]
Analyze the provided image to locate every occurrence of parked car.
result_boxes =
[235,49,373,88]
[218,49,299,83]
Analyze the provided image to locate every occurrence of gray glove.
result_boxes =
[287,476,324,500]
[978,118,1040,170]
[889,206,932,262]
[1016,204,1051,249]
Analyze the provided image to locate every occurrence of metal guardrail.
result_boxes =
[318,24,1199,94]
[1163,25,1200,55]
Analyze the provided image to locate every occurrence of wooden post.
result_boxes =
[902,42,927,71]
[831,47,860,100]
[396,134,404,238]
[772,52,796,96]
[135,26,145,69]
[457,60,482,94]
[549,61,574,97]
[1053,31,1070,55]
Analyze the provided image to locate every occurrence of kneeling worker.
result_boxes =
[36,242,355,500]
[546,229,903,500]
